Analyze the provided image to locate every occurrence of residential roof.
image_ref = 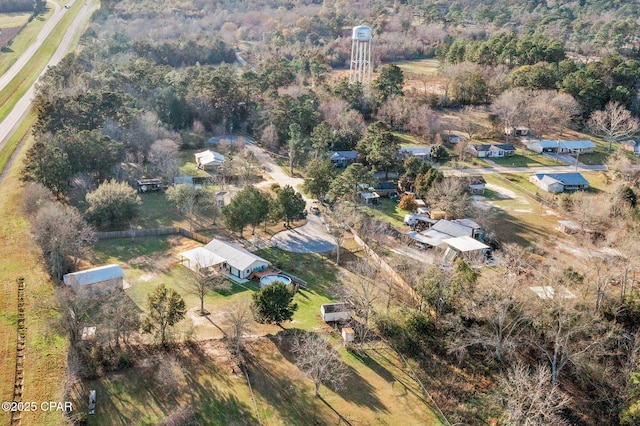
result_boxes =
[532,173,589,186]
[419,229,452,247]
[529,286,576,300]
[559,140,595,150]
[453,218,481,229]
[195,150,225,167]
[531,140,560,148]
[491,144,515,151]
[180,247,226,269]
[174,176,194,185]
[471,144,515,152]
[63,264,124,287]
[329,151,359,160]
[400,147,431,156]
[375,181,398,190]
[203,239,270,271]
[442,236,489,252]
[431,220,475,238]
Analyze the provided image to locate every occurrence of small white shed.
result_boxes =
[341,327,355,344]
[320,303,351,322]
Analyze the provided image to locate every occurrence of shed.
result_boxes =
[341,327,355,344]
[557,220,582,234]
[442,236,489,263]
[320,303,351,322]
[63,265,124,294]
[136,178,164,193]
[375,181,398,197]
[359,191,380,205]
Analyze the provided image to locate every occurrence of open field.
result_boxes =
[69,335,442,426]
[0,136,68,426]
[0,12,31,28]
[0,4,55,76]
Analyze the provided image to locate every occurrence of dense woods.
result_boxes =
[19,0,640,424]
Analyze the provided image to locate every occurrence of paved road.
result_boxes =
[442,163,607,177]
[0,0,63,93]
[216,135,337,253]
[0,0,96,181]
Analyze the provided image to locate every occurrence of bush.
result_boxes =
[398,193,417,212]
[85,180,141,228]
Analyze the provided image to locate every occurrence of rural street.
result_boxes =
[0,1,96,158]
[211,135,337,254]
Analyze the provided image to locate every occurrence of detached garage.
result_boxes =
[63,264,124,295]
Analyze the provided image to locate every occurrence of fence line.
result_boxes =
[349,228,421,307]
[95,227,179,240]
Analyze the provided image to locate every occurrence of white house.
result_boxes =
[529,173,589,193]
[202,239,270,280]
[527,140,595,154]
[195,150,225,170]
[63,264,124,294]
[467,144,516,158]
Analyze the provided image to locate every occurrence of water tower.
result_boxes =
[349,25,372,91]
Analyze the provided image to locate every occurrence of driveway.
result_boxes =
[220,135,337,254]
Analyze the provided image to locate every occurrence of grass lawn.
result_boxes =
[481,173,561,246]
[361,198,408,228]
[394,132,428,147]
[395,58,439,75]
[137,191,186,228]
[0,12,31,28]
[0,139,68,426]
[488,149,566,167]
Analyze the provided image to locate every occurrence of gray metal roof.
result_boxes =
[330,151,359,160]
[431,220,474,237]
[203,239,270,271]
[532,173,589,186]
[63,264,124,286]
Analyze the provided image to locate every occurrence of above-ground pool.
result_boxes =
[259,274,292,288]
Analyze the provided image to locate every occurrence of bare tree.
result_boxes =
[530,296,616,385]
[344,259,380,349]
[291,331,350,397]
[328,226,345,264]
[148,139,180,183]
[223,302,253,356]
[498,363,571,426]
[588,101,639,152]
[181,266,231,316]
[101,290,140,348]
[460,106,482,139]
[549,92,581,135]
[33,202,95,280]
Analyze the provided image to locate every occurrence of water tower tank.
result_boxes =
[352,25,372,41]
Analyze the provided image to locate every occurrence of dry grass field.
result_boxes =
[0,139,69,426]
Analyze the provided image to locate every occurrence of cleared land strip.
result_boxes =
[10,278,25,426]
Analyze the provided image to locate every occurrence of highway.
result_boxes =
[0,0,96,163]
